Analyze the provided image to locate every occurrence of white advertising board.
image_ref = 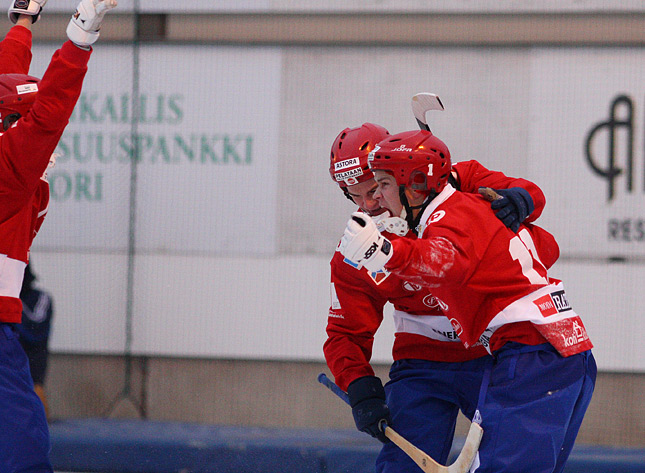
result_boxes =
[529,49,645,259]
[32,45,282,256]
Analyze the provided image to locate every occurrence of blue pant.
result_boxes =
[376,344,595,473]
[473,344,596,473]
[376,357,489,473]
[0,324,53,473]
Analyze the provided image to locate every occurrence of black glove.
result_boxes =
[489,187,534,232]
[347,376,391,443]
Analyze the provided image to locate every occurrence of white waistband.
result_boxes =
[478,281,584,355]
[393,309,462,343]
[486,281,577,330]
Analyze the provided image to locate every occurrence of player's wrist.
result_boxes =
[8,0,46,24]
[361,235,392,273]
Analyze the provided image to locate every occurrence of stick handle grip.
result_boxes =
[317,373,350,406]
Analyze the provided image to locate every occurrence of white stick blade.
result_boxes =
[411,93,445,125]
[447,422,484,473]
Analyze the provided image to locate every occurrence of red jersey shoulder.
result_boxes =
[419,191,502,242]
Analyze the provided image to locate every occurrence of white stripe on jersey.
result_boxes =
[393,309,462,343]
[0,254,26,297]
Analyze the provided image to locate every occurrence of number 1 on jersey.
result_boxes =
[509,229,548,285]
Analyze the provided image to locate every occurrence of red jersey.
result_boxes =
[0,27,92,323]
[385,185,592,357]
[324,160,549,391]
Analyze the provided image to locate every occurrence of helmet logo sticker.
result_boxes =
[16,84,38,94]
[335,167,363,182]
[391,144,413,152]
[334,157,360,171]
[367,145,380,162]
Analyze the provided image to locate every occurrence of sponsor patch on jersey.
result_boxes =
[330,282,341,310]
[428,210,446,224]
[368,268,390,285]
[16,83,38,95]
[402,281,422,291]
[449,317,462,336]
[423,294,448,311]
[533,315,592,357]
[533,290,572,317]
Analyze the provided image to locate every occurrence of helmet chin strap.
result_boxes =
[399,186,437,235]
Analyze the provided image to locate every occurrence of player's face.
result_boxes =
[373,171,404,216]
[346,179,387,216]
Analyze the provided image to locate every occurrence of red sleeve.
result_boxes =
[452,160,546,222]
[323,252,388,391]
[0,41,91,221]
[386,231,471,288]
[0,25,32,74]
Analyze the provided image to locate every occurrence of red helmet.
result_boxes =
[329,123,390,187]
[369,129,451,194]
[0,74,40,130]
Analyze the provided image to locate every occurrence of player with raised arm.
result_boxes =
[337,128,596,473]
[0,1,117,471]
[325,123,560,472]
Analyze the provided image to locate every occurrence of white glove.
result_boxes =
[338,212,393,272]
[66,0,117,47]
[8,0,47,24]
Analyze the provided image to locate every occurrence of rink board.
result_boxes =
[50,419,645,473]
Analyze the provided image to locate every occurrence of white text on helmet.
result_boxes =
[392,144,413,152]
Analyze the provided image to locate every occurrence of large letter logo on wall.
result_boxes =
[585,95,645,244]
[584,95,634,202]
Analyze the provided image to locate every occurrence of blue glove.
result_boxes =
[347,376,391,443]
[488,187,534,232]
